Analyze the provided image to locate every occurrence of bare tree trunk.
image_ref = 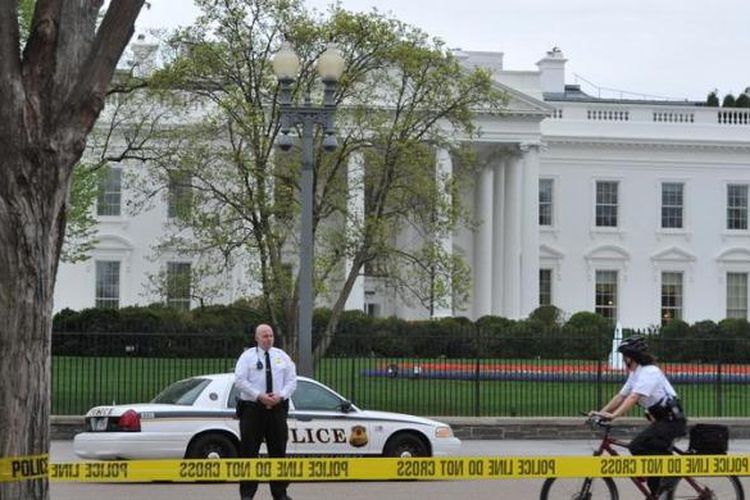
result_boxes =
[313,253,366,361]
[0,153,70,499]
[0,2,145,498]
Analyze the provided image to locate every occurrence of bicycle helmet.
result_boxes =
[617,335,650,363]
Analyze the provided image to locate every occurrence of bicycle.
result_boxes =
[539,415,744,500]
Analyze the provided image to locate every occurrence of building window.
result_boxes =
[539,269,552,306]
[539,179,553,226]
[366,303,381,317]
[727,184,748,230]
[595,270,618,321]
[727,272,748,319]
[661,272,683,323]
[168,172,193,219]
[167,262,191,311]
[95,261,120,309]
[595,181,618,227]
[661,182,684,229]
[97,167,122,216]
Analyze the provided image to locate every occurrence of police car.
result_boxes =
[73,374,460,460]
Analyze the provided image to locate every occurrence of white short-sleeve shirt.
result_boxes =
[619,364,677,408]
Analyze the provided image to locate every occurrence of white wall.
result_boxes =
[53,50,750,331]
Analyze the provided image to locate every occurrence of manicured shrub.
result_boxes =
[653,319,690,361]
[722,94,736,107]
[529,305,565,329]
[706,91,720,107]
[53,305,750,362]
[735,93,750,108]
[561,312,613,360]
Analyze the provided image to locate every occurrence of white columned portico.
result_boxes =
[344,152,365,311]
[520,142,541,316]
[503,151,522,317]
[433,148,453,318]
[490,157,506,314]
[474,165,494,317]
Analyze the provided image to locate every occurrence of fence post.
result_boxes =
[596,359,603,410]
[474,325,481,417]
[350,356,357,405]
[715,361,723,417]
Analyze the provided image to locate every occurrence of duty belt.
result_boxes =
[647,397,685,422]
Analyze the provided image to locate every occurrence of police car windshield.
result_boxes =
[151,378,212,405]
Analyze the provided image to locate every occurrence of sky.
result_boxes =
[136,0,750,101]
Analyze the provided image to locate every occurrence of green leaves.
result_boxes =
[61,164,102,263]
[126,0,507,348]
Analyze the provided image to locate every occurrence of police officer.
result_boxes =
[235,324,297,500]
[591,335,686,496]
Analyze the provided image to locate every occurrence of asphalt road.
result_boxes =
[49,439,750,500]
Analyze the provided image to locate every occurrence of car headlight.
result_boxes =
[435,426,453,438]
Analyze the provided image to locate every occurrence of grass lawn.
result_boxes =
[52,356,750,417]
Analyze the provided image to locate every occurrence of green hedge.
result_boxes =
[53,305,750,362]
[54,303,268,335]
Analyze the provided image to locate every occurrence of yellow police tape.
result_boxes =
[2,454,749,483]
[0,455,49,483]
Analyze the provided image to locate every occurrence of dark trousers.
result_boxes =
[238,400,289,499]
[628,418,686,494]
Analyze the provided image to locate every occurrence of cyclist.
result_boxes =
[591,334,687,496]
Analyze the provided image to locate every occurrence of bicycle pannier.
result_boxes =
[688,424,729,454]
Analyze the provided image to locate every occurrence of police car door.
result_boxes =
[288,379,370,455]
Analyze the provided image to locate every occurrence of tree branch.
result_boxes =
[62,0,145,135]
[20,0,62,124]
[0,1,22,97]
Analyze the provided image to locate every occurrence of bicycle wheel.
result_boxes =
[664,475,744,500]
[540,477,619,500]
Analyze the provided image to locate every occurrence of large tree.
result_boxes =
[0,1,145,498]
[131,0,504,358]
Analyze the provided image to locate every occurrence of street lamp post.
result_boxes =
[272,42,345,378]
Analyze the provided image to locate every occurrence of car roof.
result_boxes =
[198,373,315,383]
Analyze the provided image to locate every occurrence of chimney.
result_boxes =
[536,47,567,94]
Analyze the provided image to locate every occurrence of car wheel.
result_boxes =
[383,433,429,457]
[186,433,238,459]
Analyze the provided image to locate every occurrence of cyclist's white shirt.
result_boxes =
[619,365,677,408]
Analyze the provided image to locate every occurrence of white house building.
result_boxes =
[54,47,750,329]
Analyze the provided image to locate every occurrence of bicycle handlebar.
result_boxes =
[580,411,612,428]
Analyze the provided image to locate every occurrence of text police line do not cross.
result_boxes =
[3,455,750,483]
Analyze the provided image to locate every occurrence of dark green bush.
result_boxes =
[717,318,750,362]
[687,320,721,362]
[53,305,750,362]
[529,305,564,329]
[735,93,750,108]
[653,319,690,361]
[560,312,613,360]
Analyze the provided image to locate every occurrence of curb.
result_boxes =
[52,416,750,441]
[438,417,750,440]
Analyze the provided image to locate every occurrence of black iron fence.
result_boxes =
[52,330,750,417]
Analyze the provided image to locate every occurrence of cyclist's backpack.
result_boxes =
[688,424,729,454]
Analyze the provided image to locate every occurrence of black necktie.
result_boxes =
[264,351,273,393]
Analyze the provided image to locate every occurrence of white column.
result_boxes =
[490,157,506,315]
[520,143,541,316]
[474,165,493,318]
[433,148,453,318]
[503,153,522,317]
[344,153,366,311]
